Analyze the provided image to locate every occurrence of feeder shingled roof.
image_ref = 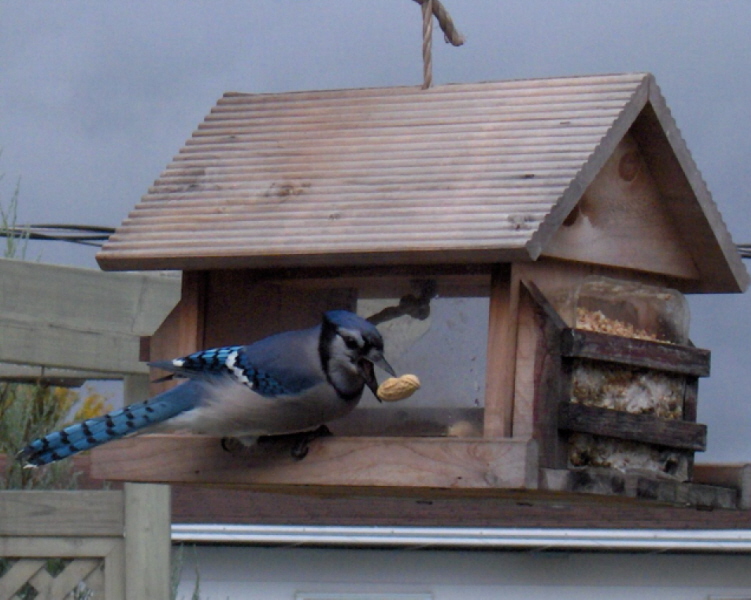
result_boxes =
[97,72,748,293]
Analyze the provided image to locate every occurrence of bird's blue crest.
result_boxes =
[323,310,380,337]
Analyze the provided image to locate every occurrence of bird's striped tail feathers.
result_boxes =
[18,381,201,467]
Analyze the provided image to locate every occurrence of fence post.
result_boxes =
[124,482,171,600]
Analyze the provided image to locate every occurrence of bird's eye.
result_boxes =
[341,335,359,350]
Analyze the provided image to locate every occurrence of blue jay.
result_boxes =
[19,310,395,466]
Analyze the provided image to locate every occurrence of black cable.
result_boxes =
[0,224,115,247]
[2,223,751,259]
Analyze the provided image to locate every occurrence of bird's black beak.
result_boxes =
[359,351,396,401]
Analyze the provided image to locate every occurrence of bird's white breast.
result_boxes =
[163,378,360,438]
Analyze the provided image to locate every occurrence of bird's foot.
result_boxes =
[290,425,332,460]
[220,436,255,454]
[221,427,331,460]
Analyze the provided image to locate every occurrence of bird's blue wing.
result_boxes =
[149,326,324,398]
[149,345,242,382]
[150,346,240,375]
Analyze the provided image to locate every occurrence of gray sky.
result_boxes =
[1,1,751,462]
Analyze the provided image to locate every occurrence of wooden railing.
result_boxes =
[0,483,170,600]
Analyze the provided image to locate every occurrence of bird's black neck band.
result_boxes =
[318,319,362,402]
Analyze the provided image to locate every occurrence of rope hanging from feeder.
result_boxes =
[412,0,464,89]
[421,0,433,89]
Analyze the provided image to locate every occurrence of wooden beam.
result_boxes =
[540,468,737,509]
[89,434,538,492]
[483,264,517,438]
[560,328,711,377]
[0,491,124,536]
[0,363,119,386]
[0,317,150,375]
[522,282,572,469]
[0,258,179,336]
[632,88,749,293]
[694,464,751,509]
[147,271,207,394]
[558,403,707,451]
[124,483,171,600]
[0,258,180,375]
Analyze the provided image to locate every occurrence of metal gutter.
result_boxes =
[172,525,751,552]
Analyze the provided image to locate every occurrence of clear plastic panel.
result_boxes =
[555,276,689,344]
[331,293,489,438]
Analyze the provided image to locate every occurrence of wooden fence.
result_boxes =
[0,261,179,599]
[0,257,179,392]
[0,481,171,599]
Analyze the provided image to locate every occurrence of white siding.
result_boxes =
[174,545,751,600]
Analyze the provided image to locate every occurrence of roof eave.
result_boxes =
[96,247,535,273]
[529,73,749,294]
[642,76,749,293]
[527,74,652,262]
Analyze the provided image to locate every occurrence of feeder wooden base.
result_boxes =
[541,467,739,509]
[89,434,538,493]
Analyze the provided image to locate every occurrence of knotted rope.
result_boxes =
[412,0,465,89]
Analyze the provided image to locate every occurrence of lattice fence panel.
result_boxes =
[0,557,103,599]
[0,484,170,600]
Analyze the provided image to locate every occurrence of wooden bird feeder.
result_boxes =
[92,73,749,507]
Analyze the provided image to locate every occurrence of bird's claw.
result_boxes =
[220,437,246,454]
[290,425,332,460]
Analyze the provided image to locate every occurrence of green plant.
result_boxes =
[0,383,114,489]
[0,383,79,489]
[0,152,27,260]
[171,544,203,600]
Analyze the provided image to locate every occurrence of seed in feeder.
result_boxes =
[576,307,660,342]
[446,420,478,437]
[377,374,421,402]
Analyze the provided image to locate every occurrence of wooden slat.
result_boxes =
[90,434,538,491]
[26,565,55,599]
[694,464,751,509]
[0,538,121,559]
[0,258,180,375]
[161,153,591,177]
[96,73,747,295]
[558,403,707,451]
[523,281,572,469]
[124,484,171,600]
[83,561,105,599]
[0,560,46,600]
[632,87,750,293]
[147,271,207,396]
[210,74,644,107]
[48,560,101,600]
[0,317,149,375]
[542,133,701,280]
[196,113,621,135]
[204,93,636,120]
[97,246,533,273]
[636,477,737,509]
[0,258,179,336]
[483,264,517,437]
[170,142,600,166]
[103,537,126,600]
[97,75,643,272]
[525,76,650,262]
[185,121,615,145]
[172,133,608,160]
[560,328,711,376]
[540,468,737,509]
[0,491,124,537]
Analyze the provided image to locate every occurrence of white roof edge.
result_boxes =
[172,524,751,552]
